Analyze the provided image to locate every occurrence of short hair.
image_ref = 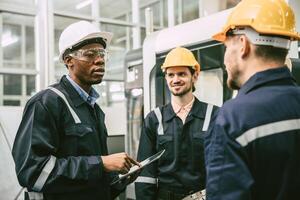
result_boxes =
[187,67,196,75]
[254,45,288,63]
[188,67,196,92]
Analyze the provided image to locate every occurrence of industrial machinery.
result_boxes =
[124,48,144,199]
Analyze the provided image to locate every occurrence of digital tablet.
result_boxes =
[110,149,165,185]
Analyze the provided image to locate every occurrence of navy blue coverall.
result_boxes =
[135,98,218,200]
[12,76,124,200]
[205,67,300,200]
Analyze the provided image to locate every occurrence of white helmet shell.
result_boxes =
[58,20,113,62]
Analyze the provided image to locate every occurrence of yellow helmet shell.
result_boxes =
[161,47,200,73]
[213,0,300,42]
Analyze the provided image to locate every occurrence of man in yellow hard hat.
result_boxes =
[135,47,218,200]
[205,0,300,199]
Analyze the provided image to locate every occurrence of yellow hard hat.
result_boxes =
[161,47,200,73]
[213,0,300,42]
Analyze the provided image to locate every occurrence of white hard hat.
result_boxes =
[58,20,113,62]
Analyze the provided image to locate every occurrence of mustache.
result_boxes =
[172,82,183,86]
[93,66,105,73]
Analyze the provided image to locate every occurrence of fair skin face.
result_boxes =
[165,66,199,106]
[223,34,285,90]
[64,43,140,174]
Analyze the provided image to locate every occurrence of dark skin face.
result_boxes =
[64,43,105,93]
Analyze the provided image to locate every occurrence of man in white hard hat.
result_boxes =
[135,47,218,200]
[12,21,139,200]
[205,0,300,199]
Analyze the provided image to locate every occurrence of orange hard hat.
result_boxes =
[161,47,200,73]
[213,0,300,42]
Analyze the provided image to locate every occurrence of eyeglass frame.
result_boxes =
[68,48,109,63]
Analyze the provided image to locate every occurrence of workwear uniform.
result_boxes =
[205,67,300,200]
[12,76,123,200]
[135,98,218,200]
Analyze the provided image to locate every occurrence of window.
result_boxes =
[95,80,125,106]
[3,23,21,68]
[101,23,132,80]
[198,44,224,70]
[2,13,35,69]
[26,26,35,69]
[3,75,22,95]
[140,1,164,27]
[182,0,199,23]
[200,0,241,16]
[226,0,241,9]
[26,75,36,96]
[53,0,92,16]
[0,13,36,106]
[53,16,78,80]
[99,0,132,22]
[3,100,20,106]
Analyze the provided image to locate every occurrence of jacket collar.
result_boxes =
[238,66,295,96]
[163,97,206,122]
[60,75,86,107]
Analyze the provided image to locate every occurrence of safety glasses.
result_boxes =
[69,48,108,63]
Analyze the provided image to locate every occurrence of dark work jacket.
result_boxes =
[135,98,218,200]
[12,76,123,200]
[205,67,300,200]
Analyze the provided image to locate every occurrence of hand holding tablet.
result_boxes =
[111,149,165,185]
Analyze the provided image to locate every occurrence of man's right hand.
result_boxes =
[101,152,140,174]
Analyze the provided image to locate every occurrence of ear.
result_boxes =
[239,35,250,59]
[192,71,199,82]
[64,56,74,69]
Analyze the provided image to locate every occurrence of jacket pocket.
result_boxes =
[65,124,94,137]
[157,135,173,163]
[63,124,96,155]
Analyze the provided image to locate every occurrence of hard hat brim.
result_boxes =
[161,63,200,73]
[212,31,226,42]
[212,25,300,43]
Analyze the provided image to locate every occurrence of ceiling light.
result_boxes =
[131,88,143,97]
[2,32,19,47]
[54,56,59,61]
[110,84,123,92]
[76,0,92,10]
[111,93,125,101]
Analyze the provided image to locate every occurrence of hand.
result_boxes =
[101,152,140,174]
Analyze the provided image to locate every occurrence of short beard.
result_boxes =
[227,78,240,90]
[171,86,192,97]
[90,79,103,85]
[83,76,103,86]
